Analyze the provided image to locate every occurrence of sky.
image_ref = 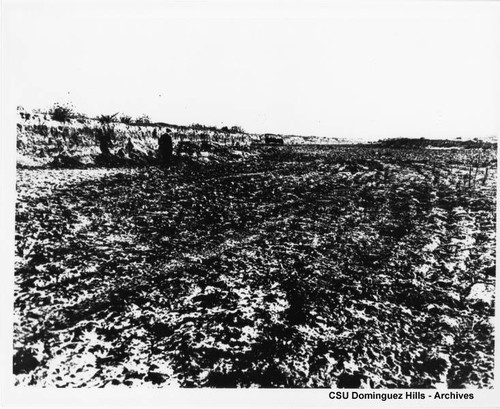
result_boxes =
[3,0,500,139]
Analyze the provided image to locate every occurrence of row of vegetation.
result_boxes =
[376,137,496,149]
[18,103,246,134]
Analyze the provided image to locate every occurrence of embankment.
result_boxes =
[16,109,255,168]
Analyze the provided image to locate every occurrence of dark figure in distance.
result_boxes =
[97,126,113,156]
[158,131,173,167]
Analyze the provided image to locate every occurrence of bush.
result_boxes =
[230,125,245,134]
[49,103,75,123]
[136,114,151,125]
[98,113,118,124]
[120,115,132,125]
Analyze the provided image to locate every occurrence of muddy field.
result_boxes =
[14,145,496,387]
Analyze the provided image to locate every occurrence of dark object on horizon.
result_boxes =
[264,134,284,145]
[376,137,496,149]
[158,131,173,166]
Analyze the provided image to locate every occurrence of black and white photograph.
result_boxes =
[1,0,499,406]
